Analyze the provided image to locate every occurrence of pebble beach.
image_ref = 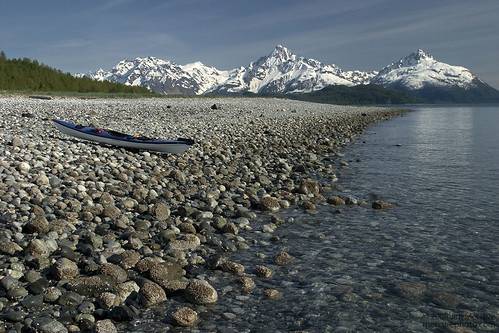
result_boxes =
[0,96,408,332]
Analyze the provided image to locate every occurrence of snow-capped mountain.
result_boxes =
[369,49,499,102]
[83,45,499,102]
[371,49,480,90]
[86,56,229,95]
[209,45,361,94]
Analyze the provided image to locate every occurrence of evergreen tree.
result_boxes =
[0,51,152,94]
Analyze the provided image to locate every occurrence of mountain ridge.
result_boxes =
[82,45,499,103]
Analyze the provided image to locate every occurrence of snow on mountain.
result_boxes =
[82,46,494,100]
[371,49,480,90]
[210,45,355,94]
[84,57,228,95]
[340,70,378,86]
[180,61,230,94]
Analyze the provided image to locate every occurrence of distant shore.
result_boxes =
[0,97,409,331]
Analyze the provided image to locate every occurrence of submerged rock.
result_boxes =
[172,307,198,327]
[274,251,292,264]
[395,282,427,298]
[372,200,396,209]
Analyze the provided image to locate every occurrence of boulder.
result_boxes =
[172,307,198,327]
[185,279,218,304]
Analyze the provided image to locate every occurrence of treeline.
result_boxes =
[239,84,420,105]
[288,84,420,105]
[0,51,152,94]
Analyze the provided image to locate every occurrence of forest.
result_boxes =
[0,51,152,94]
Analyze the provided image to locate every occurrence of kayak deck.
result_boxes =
[52,119,194,154]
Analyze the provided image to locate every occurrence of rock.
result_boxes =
[27,239,52,258]
[98,292,121,309]
[172,307,198,327]
[31,316,68,333]
[260,196,280,211]
[255,265,273,278]
[57,291,84,306]
[100,263,128,283]
[345,195,358,205]
[372,200,396,209]
[157,279,189,295]
[21,294,44,308]
[17,162,30,173]
[7,286,29,299]
[298,178,320,195]
[99,192,115,205]
[11,137,24,147]
[3,309,27,322]
[52,258,79,280]
[78,300,96,314]
[135,257,162,273]
[264,289,280,299]
[36,173,50,185]
[211,103,218,110]
[185,279,218,304]
[221,222,239,235]
[43,286,62,303]
[94,319,118,333]
[139,282,167,307]
[395,282,426,298]
[0,241,23,255]
[220,260,245,274]
[28,278,50,294]
[432,292,460,308]
[170,170,186,184]
[1,276,20,291]
[167,234,201,251]
[300,200,316,211]
[236,277,255,293]
[114,281,140,302]
[119,250,141,269]
[327,195,345,205]
[262,223,276,233]
[108,305,138,322]
[274,251,292,264]
[178,222,197,234]
[25,216,51,234]
[66,275,115,297]
[149,261,183,282]
[102,204,121,218]
[151,201,171,220]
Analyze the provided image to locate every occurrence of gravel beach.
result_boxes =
[0,96,408,332]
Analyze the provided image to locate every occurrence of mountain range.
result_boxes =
[83,45,499,103]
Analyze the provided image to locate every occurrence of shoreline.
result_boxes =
[0,97,409,331]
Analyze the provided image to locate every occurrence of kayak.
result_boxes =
[52,119,194,154]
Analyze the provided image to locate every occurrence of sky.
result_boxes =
[1,0,499,89]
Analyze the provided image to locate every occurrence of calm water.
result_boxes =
[132,106,499,332]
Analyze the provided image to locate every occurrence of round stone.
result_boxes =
[172,307,198,327]
[185,279,218,304]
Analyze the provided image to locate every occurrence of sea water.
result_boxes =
[133,105,499,332]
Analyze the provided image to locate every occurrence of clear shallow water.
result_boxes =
[132,106,499,332]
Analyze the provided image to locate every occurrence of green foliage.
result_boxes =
[0,51,152,94]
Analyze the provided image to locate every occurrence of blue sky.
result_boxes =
[2,0,498,89]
